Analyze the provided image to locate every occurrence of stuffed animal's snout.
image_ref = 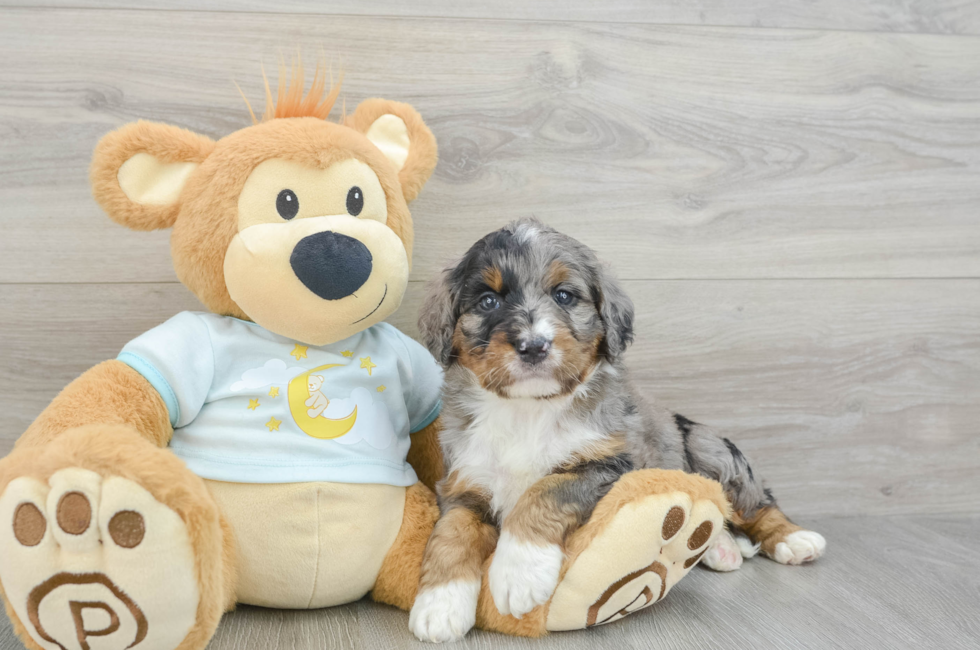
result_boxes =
[290,231,373,301]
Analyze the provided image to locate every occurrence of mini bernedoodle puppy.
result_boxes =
[410,218,826,642]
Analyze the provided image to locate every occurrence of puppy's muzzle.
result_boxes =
[290,231,373,300]
[517,336,551,365]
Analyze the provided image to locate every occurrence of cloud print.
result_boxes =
[323,387,396,450]
[230,359,306,392]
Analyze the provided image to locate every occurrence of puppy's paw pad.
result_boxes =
[773,530,826,565]
[489,532,563,618]
[701,531,743,572]
[410,580,479,643]
[0,470,200,650]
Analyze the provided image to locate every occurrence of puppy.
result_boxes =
[409,219,826,642]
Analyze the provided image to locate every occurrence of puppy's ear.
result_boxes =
[91,120,215,231]
[347,99,438,203]
[595,264,635,362]
[418,266,458,367]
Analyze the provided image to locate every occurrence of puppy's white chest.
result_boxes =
[454,395,602,519]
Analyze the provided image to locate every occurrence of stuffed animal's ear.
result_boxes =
[90,120,215,231]
[347,99,438,203]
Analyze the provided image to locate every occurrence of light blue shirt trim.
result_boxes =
[117,351,180,427]
[410,400,442,433]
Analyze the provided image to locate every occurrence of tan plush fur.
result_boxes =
[371,483,440,611]
[0,425,235,650]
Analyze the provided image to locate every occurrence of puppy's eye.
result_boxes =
[276,189,299,220]
[478,293,501,311]
[554,289,576,306]
[346,186,364,216]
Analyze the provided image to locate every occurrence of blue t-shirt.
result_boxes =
[118,312,442,485]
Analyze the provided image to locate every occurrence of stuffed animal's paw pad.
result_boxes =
[545,489,725,632]
[0,468,200,650]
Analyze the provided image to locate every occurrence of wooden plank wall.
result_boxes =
[1,3,978,520]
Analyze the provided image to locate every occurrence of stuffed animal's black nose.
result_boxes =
[517,337,551,364]
[290,231,372,300]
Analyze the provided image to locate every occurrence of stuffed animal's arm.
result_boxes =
[407,416,445,492]
[16,360,172,451]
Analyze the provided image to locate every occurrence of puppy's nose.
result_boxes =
[290,231,372,300]
[517,337,551,364]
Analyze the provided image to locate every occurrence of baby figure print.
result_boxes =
[305,374,330,418]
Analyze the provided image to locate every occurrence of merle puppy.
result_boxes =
[410,218,825,642]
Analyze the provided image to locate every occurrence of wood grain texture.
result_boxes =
[2,8,980,284]
[0,514,975,650]
[2,279,977,518]
[2,1,980,36]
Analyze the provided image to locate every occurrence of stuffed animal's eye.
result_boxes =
[346,186,364,216]
[479,293,501,311]
[276,189,299,220]
[554,289,576,306]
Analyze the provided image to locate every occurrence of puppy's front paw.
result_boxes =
[773,530,826,565]
[489,531,563,618]
[410,580,480,643]
[701,530,744,572]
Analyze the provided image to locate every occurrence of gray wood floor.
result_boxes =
[2,514,975,650]
[0,1,978,649]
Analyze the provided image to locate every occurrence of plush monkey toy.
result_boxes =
[0,67,729,650]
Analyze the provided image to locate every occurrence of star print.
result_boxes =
[377,385,386,393]
[341,350,354,358]
[266,417,282,432]
[268,386,280,398]
[291,344,308,360]
[247,399,260,410]
[360,356,377,376]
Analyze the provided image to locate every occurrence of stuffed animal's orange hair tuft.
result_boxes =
[237,56,343,123]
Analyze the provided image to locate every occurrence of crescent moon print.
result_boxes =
[287,364,358,439]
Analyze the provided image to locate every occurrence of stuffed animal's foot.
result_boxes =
[0,426,232,650]
[544,469,728,632]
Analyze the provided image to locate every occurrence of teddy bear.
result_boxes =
[0,65,729,650]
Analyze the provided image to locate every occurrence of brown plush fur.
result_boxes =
[0,425,236,650]
[371,483,440,611]
[18,361,172,450]
[5,67,445,650]
[90,121,215,231]
[168,116,416,319]
[407,419,445,493]
[345,98,439,204]
[90,98,436,322]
